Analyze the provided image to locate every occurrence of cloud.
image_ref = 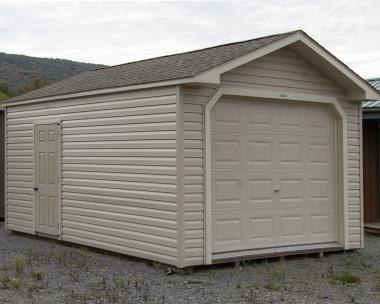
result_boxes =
[0,0,379,78]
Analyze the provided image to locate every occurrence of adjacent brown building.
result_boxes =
[363,79,380,231]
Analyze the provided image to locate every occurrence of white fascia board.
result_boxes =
[3,77,194,107]
[297,32,380,101]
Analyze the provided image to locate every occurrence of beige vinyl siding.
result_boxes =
[221,48,346,96]
[182,86,216,266]
[221,47,361,250]
[343,101,361,248]
[6,87,179,266]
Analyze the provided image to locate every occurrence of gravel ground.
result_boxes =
[1,224,380,304]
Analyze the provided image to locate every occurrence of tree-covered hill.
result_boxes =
[0,52,106,100]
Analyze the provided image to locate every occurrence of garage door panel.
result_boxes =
[212,134,243,168]
[246,100,276,133]
[305,105,335,136]
[212,175,244,210]
[278,104,303,131]
[248,139,275,167]
[211,99,241,131]
[212,99,335,137]
[307,137,335,169]
[211,97,338,255]
[249,177,274,206]
[309,211,336,241]
[213,215,243,251]
[279,177,304,203]
[309,174,336,207]
[280,214,305,239]
[212,211,337,252]
[278,137,309,169]
[249,216,275,240]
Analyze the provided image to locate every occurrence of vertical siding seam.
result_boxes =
[32,124,35,234]
[359,102,364,248]
[58,121,63,239]
[176,85,185,268]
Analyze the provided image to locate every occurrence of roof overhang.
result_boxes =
[194,31,380,101]
[2,78,194,107]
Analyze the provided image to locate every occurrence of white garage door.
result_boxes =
[211,97,337,254]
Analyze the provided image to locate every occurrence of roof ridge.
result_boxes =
[91,30,300,72]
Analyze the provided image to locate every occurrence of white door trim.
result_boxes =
[33,121,62,236]
[204,85,348,264]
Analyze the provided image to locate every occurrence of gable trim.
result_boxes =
[195,31,380,101]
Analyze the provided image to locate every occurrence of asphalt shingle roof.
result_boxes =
[363,78,380,108]
[9,31,296,102]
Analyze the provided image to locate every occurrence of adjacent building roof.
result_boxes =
[363,78,380,108]
[9,31,295,102]
[369,78,380,91]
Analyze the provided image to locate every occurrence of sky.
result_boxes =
[1,0,380,79]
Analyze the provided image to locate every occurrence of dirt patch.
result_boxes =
[1,226,380,303]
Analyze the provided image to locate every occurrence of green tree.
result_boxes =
[0,90,9,101]
[16,79,49,95]
[0,81,12,96]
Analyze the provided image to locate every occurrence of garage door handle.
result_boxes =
[274,188,280,192]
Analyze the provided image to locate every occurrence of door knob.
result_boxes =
[34,187,38,191]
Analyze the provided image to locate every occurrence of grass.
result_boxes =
[31,268,44,281]
[252,283,261,289]
[11,277,22,289]
[153,262,162,271]
[329,272,360,285]
[115,277,127,289]
[272,269,286,282]
[14,255,25,275]
[51,248,65,265]
[71,256,87,268]
[260,266,287,293]
[264,283,281,291]
[26,246,37,266]
[1,272,10,289]
[375,276,380,292]
[235,282,241,289]
[26,282,33,297]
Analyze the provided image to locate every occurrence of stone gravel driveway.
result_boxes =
[1,223,380,303]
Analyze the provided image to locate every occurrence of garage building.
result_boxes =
[4,30,379,268]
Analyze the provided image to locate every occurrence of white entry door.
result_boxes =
[211,98,338,254]
[34,123,60,235]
